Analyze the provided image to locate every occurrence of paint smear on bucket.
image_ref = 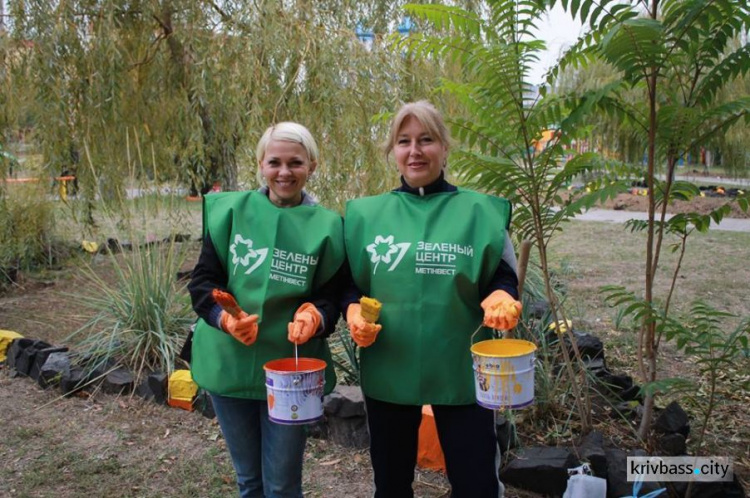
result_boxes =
[471,339,536,410]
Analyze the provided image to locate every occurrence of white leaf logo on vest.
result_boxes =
[366,235,411,274]
[229,234,269,276]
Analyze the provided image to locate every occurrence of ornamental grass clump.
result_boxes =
[329,320,360,386]
[68,237,194,384]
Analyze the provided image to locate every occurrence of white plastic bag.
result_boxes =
[562,464,607,498]
[562,474,607,498]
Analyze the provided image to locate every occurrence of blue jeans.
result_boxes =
[210,394,306,498]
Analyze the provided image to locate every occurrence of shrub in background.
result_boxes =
[0,183,57,284]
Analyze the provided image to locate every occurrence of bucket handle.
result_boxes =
[470,323,484,345]
[471,322,512,346]
[471,323,508,345]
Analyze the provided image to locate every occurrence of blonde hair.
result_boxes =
[256,122,319,164]
[384,101,451,157]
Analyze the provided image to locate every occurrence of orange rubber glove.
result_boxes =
[220,310,259,346]
[347,303,382,348]
[481,290,522,330]
[287,302,322,345]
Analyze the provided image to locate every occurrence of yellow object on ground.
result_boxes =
[168,370,198,411]
[0,330,24,363]
[359,296,382,323]
[548,319,573,334]
[81,240,99,253]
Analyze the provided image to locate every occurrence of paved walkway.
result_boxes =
[574,209,750,232]
[669,173,750,187]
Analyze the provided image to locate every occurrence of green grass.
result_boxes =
[547,220,750,326]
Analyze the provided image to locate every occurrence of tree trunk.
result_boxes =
[638,0,661,441]
[158,1,237,192]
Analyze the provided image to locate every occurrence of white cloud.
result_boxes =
[528,5,584,85]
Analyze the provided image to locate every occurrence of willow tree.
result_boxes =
[554,0,750,439]
[0,27,15,180]
[714,36,750,176]
[5,0,447,217]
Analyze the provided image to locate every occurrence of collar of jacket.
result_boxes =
[257,186,317,206]
[395,171,457,196]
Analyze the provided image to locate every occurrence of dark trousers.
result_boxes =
[365,396,501,498]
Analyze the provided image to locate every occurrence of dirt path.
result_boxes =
[573,208,750,231]
[0,247,455,498]
[0,370,455,497]
[599,191,749,219]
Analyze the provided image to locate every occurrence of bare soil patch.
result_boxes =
[599,190,749,218]
[2,368,445,497]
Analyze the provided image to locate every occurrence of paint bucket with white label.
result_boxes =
[470,339,536,409]
[263,358,326,424]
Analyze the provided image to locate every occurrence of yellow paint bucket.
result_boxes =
[470,339,537,410]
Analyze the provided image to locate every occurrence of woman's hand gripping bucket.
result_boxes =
[470,240,537,410]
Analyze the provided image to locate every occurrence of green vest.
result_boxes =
[192,191,345,399]
[345,189,510,405]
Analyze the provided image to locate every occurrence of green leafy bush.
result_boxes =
[662,303,750,454]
